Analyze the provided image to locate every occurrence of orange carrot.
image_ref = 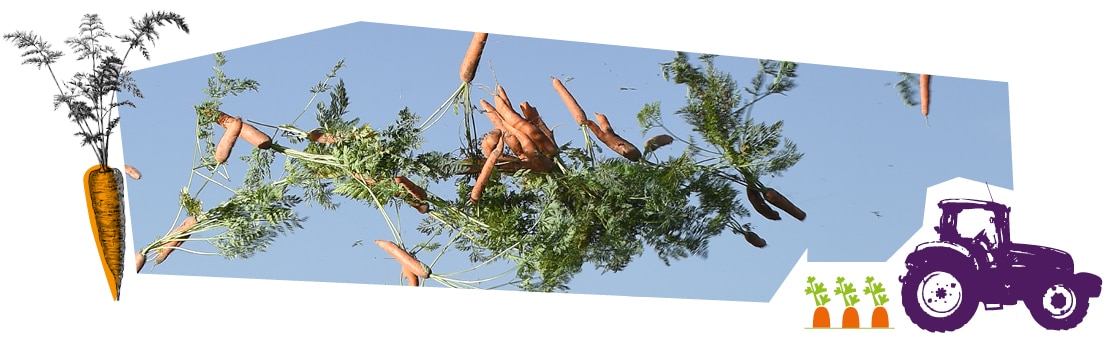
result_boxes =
[596,109,615,133]
[747,188,781,221]
[135,251,147,274]
[480,129,502,155]
[496,85,515,112]
[459,32,488,83]
[552,77,589,125]
[520,101,555,145]
[84,164,125,300]
[478,99,522,158]
[644,134,673,152]
[842,307,860,328]
[482,99,541,159]
[743,230,767,248]
[394,176,429,214]
[374,239,430,279]
[494,94,558,157]
[472,133,505,202]
[155,216,197,266]
[124,164,142,180]
[813,307,831,328]
[308,129,336,144]
[920,74,931,119]
[589,113,641,162]
[217,112,272,149]
[763,187,806,221]
[479,99,509,132]
[404,269,419,286]
[214,115,243,164]
[871,306,889,328]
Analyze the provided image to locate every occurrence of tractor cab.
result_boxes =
[934,199,1011,264]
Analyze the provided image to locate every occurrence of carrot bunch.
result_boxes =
[476,85,560,174]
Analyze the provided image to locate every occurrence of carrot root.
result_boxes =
[124,164,142,180]
[743,231,767,248]
[590,113,641,162]
[84,164,126,301]
[747,188,781,221]
[135,251,147,273]
[374,239,430,279]
[308,129,337,144]
[217,112,272,149]
[404,270,419,287]
[920,74,931,119]
[552,77,589,125]
[472,133,505,202]
[763,188,806,221]
[644,134,674,152]
[154,216,197,266]
[459,32,488,83]
[215,116,243,163]
[394,176,429,214]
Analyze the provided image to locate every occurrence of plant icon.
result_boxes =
[806,276,833,328]
[834,276,861,328]
[863,276,890,328]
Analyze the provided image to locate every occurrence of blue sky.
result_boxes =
[119,21,1012,302]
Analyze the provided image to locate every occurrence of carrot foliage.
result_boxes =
[133,39,810,293]
[4,12,189,169]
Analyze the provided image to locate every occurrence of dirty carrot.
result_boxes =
[552,76,589,125]
[394,176,429,214]
[374,239,430,279]
[920,74,931,119]
[217,111,271,149]
[589,113,641,162]
[459,32,488,83]
[472,134,505,202]
[214,115,243,164]
[154,216,197,266]
[747,187,781,221]
[124,164,142,180]
[743,230,767,248]
[84,164,126,301]
[763,187,806,221]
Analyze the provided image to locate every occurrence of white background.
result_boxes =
[1,1,1111,357]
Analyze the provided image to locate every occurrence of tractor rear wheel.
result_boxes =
[901,262,980,332]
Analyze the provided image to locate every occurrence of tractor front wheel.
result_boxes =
[1026,280,1090,330]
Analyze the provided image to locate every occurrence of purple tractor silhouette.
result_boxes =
[899,199,1102,332]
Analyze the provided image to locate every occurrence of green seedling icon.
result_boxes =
[863,276,891,328]
[806,276,832,328]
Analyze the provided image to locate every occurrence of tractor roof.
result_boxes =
[938,198,1010,212]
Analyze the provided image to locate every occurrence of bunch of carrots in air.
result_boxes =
[131,29,811,292]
